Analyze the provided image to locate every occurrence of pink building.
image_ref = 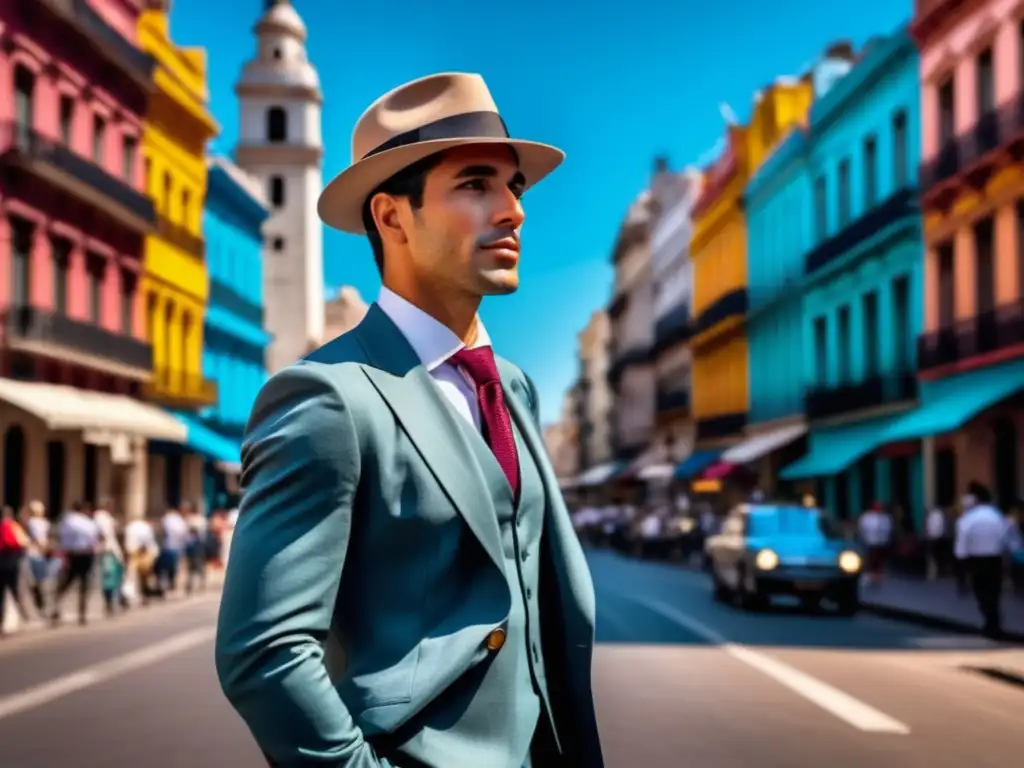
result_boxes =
[0,0,184,520]
[913,0,1024,508]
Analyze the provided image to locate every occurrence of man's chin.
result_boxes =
[475,271,519,296]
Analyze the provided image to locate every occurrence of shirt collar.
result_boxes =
[377,286,491,371]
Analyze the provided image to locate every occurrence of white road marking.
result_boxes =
[637,596,911,735]
[0,627,216,721]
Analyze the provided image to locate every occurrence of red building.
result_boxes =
[0,0,185,520]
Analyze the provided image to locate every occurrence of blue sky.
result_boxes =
[173,0,912,424]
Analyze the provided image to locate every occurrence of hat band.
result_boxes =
[363,111,510,159]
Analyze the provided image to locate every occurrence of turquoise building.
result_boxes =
[188,156,271,512]
[746,128,811,428]
[780,28,926,527]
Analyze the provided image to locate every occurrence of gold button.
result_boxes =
[485,628,506,651]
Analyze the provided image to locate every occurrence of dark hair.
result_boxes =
[967,481,992,504]
[361,151,446,275]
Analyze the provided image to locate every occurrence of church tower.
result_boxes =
[235,0,324,374]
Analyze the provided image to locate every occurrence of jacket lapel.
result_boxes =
[351,305,504,573]
[498,358,597,636]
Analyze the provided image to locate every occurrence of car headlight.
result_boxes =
[754,548,779,571]
[838,550,862,574]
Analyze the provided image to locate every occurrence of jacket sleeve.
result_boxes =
[214,364,391,767]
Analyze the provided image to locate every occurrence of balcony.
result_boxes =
[804,188,918,276]
[606,343,653,389]
[208,279,264,327]
[911,0,977,44]
[157,216,205,259]
[143,368,219,408]
[656,386,690,415]
[653,303,692,354]
[920,96,1024,206]
[33,0,156,90]
[2,305,152,374]
[804,373,917,422]
[693,288,748,336]
[0,122,156,232]
[918,299,1024,371]
[696,412,747,441]
[608,291,628,319]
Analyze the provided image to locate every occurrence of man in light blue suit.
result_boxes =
[215,72,604,768]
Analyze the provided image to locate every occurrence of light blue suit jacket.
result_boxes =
[215,304,603,767]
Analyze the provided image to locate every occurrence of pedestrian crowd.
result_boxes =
[0,499,236,636]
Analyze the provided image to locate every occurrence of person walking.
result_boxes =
[955,481,1012,639]
[21,500,54,616]
[51,502,100,627]
[0,505,31,635]
[216,73,603,767]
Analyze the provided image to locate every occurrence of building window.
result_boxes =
[863,135,877,207]
[837,158,851,226]
[87,254,103,323]
[14,66,34,140]
[181,311,192,373]
[813,316,828,386]
[974,217,995,315]
[269,175,285,207]
[814,175,827,241]
[162,172,173,216]
[92,115,106,164]
[937,80,955,146]
[51,237,70,314]
[146,293,158,342]
[122,135,137,184]
[120,272,135,334]
[837,305,851,383]
[267,106,287,143]
[892,274,910,372]
[892,109,908,187]
[11,218,32,306]
[272,236,285,251]
[863,291,879,378]
[273,47,282,60]
[977,48,995,116]
[181,189,191,229]
[937,241,955,327]
[59,95,74,146]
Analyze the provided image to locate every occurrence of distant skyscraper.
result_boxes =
[235,0,324,373]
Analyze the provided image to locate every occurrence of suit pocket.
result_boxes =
[345,643,422,711]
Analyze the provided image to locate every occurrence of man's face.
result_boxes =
[405,145,526,296]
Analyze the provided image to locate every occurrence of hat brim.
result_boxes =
[317,137,565,234]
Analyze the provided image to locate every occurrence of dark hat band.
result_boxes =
[362,111,510,159]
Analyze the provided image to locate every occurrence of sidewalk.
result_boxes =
[2,567,224,638]
[861,575,1024,641]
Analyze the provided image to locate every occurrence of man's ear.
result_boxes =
[370,192,409,246]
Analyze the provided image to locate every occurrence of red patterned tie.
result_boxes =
[450,346,520,499]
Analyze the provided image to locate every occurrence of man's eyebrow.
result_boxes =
[454,165,526,186]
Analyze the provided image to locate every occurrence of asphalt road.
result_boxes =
[0,549,1021,767]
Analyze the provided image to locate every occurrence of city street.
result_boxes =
[0,551,1021,767]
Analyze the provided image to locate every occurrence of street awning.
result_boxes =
[617,446,672,482]
[701,461,738,481]
[638,463,676,481]
[575,461,626,487]
[674,449,722,480]
[0,377,186,442]
[721,423,807,464]
[173,412,241,465]
[882,358,1024,443]
[779,415,896,480]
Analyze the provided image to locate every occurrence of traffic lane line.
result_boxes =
[635,595,911,735]
[0,627,216,721]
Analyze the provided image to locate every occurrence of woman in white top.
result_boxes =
[21,501,53,616]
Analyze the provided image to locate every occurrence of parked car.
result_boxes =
[705,502,862,615]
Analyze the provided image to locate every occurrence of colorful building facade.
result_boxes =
[0,0,186,520]
[193,156,270,511]
[906,0,1024,510]
[138,3,218,509]
[781,29,926,525]
[689,80,814,465]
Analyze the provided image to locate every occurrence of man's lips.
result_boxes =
[480,238,520,260]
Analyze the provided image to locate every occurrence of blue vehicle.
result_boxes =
[704,503,863,615]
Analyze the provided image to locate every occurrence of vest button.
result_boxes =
[485,628,506,651]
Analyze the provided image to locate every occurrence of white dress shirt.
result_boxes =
[124,519,157,555]
[161,511,190,551]
[377,286,491,433]
[955,505,1011,559]
[57,511,100,553]
[858,511,892,547]
[925,508,946,540]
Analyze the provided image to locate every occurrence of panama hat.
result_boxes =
[317,72,566,234]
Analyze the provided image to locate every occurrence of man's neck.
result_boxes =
[382,280,482,346]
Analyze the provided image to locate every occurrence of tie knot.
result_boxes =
[450,346,500,386]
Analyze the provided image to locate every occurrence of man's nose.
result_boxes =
[494,187,526,230]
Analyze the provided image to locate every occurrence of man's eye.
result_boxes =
[458,179,487,191]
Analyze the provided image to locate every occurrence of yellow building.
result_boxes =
[690,81,813,448]
[138,5,219,409]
